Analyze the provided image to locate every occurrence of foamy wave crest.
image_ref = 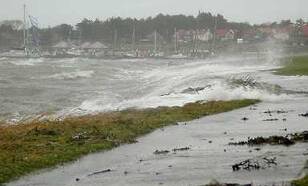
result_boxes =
[203,81,290,102]
[48,70,94,80]
[0,57,8,61]
[8,58,45,66]
[64,80,291,117]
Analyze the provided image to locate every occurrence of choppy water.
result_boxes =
[0,53,302,123]
[3,53,308,185]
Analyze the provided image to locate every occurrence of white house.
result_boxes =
[197,29,213,42]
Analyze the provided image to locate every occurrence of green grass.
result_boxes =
[292,161,308,186]
[293,176,308,186]
[0,99,259,184]
[275,56,308,76]
[275,55,308,186]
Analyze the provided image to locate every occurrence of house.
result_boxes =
[303,25,308,37]
[224,29,235,40]
[89,42,108,50]
[273,29,290,41]
[146,31,164,42]
[53,41,73,49]
[196,29,213,42]
[176,29,194,43]
[215,29,235,41]
[81,42,92,49]
[257,25,275,38]
[216,29,228,39]
[242,29,258,41]
[273,26,293,41]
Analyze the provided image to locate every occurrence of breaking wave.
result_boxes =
[0,57,8,61]
[47,70,95,80]
[7,58,45,66]
[2,53,304,122]
[61,79,291,117]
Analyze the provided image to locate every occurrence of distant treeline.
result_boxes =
[43,12,251,45]
[0,12,305,48]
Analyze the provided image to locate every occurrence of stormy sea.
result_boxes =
[1,52,308,185]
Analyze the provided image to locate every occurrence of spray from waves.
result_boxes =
[2,57,81,67]
[7,58,45,66]
[46,70,95,80]
[50,58,80,63]
[57,56,291,118]
[143,59,280,83]
[203,80,290,101]
[60,79,292,118]
[0,57,8,61]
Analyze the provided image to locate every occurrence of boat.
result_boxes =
[0,5,41,58]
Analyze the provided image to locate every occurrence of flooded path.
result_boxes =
[3,53,308,185]
[8,77,308,186]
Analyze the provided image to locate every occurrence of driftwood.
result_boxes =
[87,169,112,177]
[154,146,191,155]
[263,118,279,122]
[154,150,170,155]
[173,147,190,152]
[264,110,288,115]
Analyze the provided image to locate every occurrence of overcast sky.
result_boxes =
[0,0,307,27]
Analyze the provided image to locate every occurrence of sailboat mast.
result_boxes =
[132,25,136,51]
[113,29,118,55]
[174,27,177,54]
[154,30,157,52]
[23,4,27,52]
[211,15,218,53]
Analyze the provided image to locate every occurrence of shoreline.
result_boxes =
[274,55,308,186]
[274,55,308,76]
[0,99,259,184]
[292,161,308,186]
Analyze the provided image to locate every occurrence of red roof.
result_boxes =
[303,25,308,37]
[216,29,228,37]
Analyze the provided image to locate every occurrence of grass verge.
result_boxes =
[292,161,308,186]
[0,99,259,184]
[276,55,308,185]
[293,176,308,186]
[275,55,308,76]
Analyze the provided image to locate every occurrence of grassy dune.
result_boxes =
[0,99,259,184]
[275,55,308,76]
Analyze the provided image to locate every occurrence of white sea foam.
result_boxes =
[0,57,8,61]
[57,56,291,117]
[70,80,291,117]
[7,58,45,66]
[2,53,302,122]
[47,70,95,80]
